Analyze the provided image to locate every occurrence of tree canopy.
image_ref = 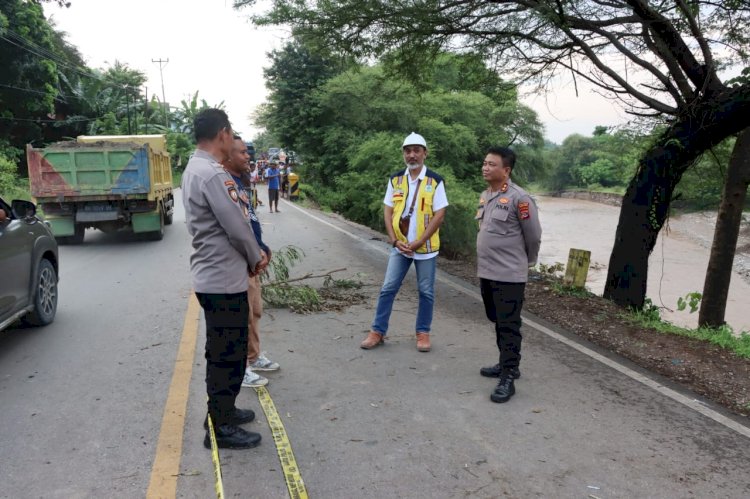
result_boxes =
[0,0,83,159]
[241,0,750,119]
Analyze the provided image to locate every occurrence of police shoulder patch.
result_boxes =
[228,187,239,202]
[518,201,530,220]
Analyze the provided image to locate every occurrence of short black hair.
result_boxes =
[194,108,230,142]
[486,146,516,171]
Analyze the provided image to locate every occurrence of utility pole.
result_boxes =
[133,88,138,135]
[152,58,169,128]
[125,89,132,134]
[144,86,149,134]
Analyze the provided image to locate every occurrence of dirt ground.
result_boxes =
[438,257,750,419]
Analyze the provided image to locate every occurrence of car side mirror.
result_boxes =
[11,199,37,219]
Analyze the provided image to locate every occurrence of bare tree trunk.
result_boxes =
[603,155,676,309]
[699,128,750,327]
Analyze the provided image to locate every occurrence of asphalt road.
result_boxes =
[1,189,748,498]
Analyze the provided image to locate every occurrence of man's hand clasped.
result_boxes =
[249,251,270,277]
[393,239,420,257]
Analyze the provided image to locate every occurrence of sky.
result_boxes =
[43,0,628,144]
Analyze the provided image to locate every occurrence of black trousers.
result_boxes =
[195,292,249,426]
[480,279,526,370]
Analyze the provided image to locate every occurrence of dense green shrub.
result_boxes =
[0,154,18,195]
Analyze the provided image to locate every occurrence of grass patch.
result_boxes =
[550,281,595,298]
[623,307,750,359]
[535,266,750,360]
[584,185,626,195]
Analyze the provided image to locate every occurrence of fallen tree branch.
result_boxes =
[262,267,347,287]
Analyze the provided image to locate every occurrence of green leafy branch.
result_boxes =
[677,291,702,314]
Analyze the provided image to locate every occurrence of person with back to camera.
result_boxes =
[181,108,267,449]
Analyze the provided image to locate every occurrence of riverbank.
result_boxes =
[538,189,750,286]
[533,195,750,332]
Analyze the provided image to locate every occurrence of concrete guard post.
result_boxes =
[564,248,591,288]
[288,172,300,201]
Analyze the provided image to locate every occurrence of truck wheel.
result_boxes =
[56,224,84,245]
[146,207,165,241]
[23,259,58,326]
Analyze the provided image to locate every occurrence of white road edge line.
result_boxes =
[281,198,750,439]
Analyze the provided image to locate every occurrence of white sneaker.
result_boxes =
[241,369,268,387]
[250,352,280,371]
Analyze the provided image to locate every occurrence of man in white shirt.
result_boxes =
[361,132,449,352]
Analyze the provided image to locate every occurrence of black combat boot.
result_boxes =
[204,407,255,430]
[204,424,262,449]
[480,363,520,380]
[490,374,516,403]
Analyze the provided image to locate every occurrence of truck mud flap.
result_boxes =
[45,217,75,236]
[131,211,161,233]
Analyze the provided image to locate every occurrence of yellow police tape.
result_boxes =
[255,386,309,499]
[206,413,226,499]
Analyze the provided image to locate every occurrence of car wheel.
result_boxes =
[24,259,58,326]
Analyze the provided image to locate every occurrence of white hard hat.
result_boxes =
[402,132,427,149]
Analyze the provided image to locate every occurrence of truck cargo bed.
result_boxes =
[28,144,152,199]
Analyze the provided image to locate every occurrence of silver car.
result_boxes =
[0,197,59,332]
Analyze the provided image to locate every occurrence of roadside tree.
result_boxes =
[0,0,82,163]
[700,125,750,327]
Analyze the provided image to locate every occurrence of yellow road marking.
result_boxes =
[255,386,309,499]
[146,294,200,498]
[206,412,225,499]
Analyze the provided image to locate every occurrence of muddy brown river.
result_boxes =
[535,196,750,333]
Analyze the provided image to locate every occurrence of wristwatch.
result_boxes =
[391,239,398,247]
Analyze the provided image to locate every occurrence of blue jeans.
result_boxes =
[371,249,436,335]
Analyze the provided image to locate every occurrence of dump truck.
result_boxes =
[27,135,174,243]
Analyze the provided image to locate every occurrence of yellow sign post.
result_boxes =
[563,248,591,288]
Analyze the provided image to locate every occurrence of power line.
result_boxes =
[0,82,90,103]
[0,83,55,96]
[0,30,159,130]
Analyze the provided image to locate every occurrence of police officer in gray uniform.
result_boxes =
[182,108,266,449]
[475,146,542,403]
